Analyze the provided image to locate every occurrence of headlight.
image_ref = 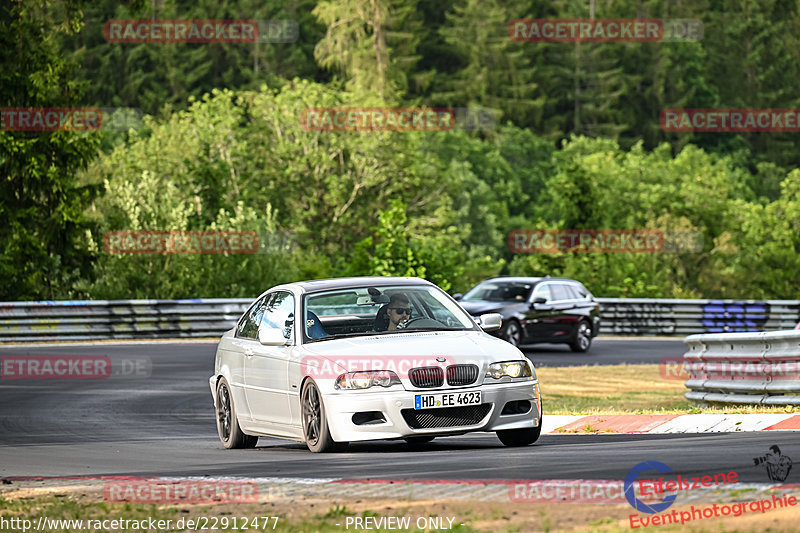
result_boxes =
[486,360,533,380]
[334,370,402,390]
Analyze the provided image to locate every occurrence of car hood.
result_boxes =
[301,330,524,366]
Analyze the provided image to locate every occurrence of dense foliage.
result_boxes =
[3,0,800,300]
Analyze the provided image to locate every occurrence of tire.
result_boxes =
[497,415,543,447]
[215,377,258,449]
[404,436,435,445]
[301,379,344,453]
[569,320,592,353]
[502,320,523,347]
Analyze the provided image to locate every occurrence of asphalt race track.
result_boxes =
[521,337,685,367]
[0,340,794,483]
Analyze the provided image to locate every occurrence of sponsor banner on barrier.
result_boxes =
[661,108,800,132]
[508,229,703,254]
[104,480,258,504]
[0,355,152,380]
[509,18,703,42]
[103,19,298,43]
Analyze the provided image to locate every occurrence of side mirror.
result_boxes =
[477,313,503,332]
[452,293,463,301]
[529,297,547,309]
[258,328,290,346]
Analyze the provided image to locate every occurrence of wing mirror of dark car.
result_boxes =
[452,293,463,301]
[530,297,547,308]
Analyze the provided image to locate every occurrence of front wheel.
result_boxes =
[301,379,345,453]
[569,320,592,353]
[216,377,258,449]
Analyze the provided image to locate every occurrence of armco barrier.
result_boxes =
[683,331,800,405]
[0,298,798,343]
[0,299,251,342]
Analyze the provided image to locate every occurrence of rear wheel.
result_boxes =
[216,377,258,449]
[569,320,592,353]
[502,320,523,347]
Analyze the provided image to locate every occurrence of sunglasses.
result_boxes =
[389,307,412,315]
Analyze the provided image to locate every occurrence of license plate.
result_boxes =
[414,391,481,410]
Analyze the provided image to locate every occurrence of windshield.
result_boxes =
[462,281,533,302]
[303,284,476,342]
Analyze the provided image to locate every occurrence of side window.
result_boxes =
[549,284,572,302]
[579,284,594,299]
[260,291,295,340]
[562,284,580,300]
[569,284,588,299]
[532,284,551,301]
[237,294,271,339]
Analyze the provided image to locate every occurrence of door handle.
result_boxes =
[244,348,254,357]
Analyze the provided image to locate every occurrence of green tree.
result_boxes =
[0,0,101,300]
[313,0,422,98]
[433,0,542,126]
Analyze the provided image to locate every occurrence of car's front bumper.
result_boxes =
[322,380,541,443]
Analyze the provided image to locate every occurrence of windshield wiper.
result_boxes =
[393,327,471,333]
[306,331,383,342]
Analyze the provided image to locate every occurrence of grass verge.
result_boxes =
[536,364,799,415]
[3,493,800,533]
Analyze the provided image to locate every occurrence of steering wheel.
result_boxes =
[398,317,447,329]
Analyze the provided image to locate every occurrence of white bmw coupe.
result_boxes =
[210,277,542,452]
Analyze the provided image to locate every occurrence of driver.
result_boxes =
[374,294,412,331]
